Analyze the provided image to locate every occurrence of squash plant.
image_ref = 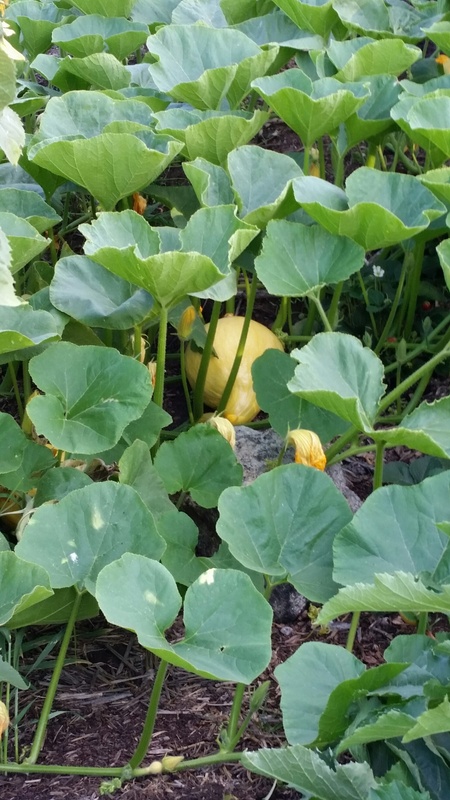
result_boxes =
[1,0,450,796]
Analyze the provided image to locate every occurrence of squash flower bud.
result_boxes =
[0,702,9,738]
[177,305,197,340]
[286,429,326,471]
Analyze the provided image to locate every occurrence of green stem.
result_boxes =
[272,296,288,332]
[61,191,71,231]
[129,659,168,769]
[302,143,310,174]
[346,612,360,653]
[334,152,345,189]
[402,238,425,341]
[175,751,243,771]
[374,250,409,355]
[373,440,385,491]
[326,443,376,467]
[8,363,24,422]
[325,426,360,463]
[377,344,450,417]
[180,345,194,425]
[365,141,377,168]
[133,325,142,361]
[26,592,83,765]
[216,273,258,415]
[22,361,31,405]
[401,370,432,417]
[318,136,326,180]
[192,301,222,421]
[310,295,332,332]
[357,271,378,338]
[221,683,245,753]
[0,763,125,777]
[327,281,344,330]
[302,298,317,336]
[417,612,429,636]
[384,312,450,374]
[153,307,168,409]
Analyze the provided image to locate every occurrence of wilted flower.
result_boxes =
[132,193,147,215]
[204,415,236,449]
[372,265,385,278]
[148,361,157,388]
[286,429,326,471]
[177,305,197,340]
[0,701,9,738]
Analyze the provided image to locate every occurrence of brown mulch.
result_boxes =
[2,604,438,800]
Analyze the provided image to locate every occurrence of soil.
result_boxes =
[3,606,441,800]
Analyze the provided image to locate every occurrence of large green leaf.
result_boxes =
[155,425,243,508]
[234,8,324,65]
[0,550,52,626]
[275,641,406,746]
[147,24,278,109]
[8,587,99,629]
[333,0,444,43]
[0,41,17,110]
[50,255,154,329]
[183,158,234,208]
[332,471,450,587]
[423,21,450,58]
[0,306,60,357]
[252,70,369,146]
[255,220,365,295]
[344,74,401,151]
[34,52,132,93]
[292,168,445,249]
[227,145,303,227]
[118,440,174,519]
[172,0,228,26]
[27,342,152,454]
[153,107,269,165]
[242,745,378,799]
[71,0,136,15]
[0,105,25,166]
[373,397,450,459]
[318,572,450,625]
[34,467,92,507]
[272,0,340,37]
[0,212,50,273]
[288,333,386,430]
[5,0,68,62]
[96,555,272,682]
[221,0,274,25]
[0,228,21,307]
[337,711,418,755]
[328,38,420,81]
[391,92,450,160]
[437,239,450,292]
[52,15,148,61]
[418,169,450,208]
[80,207,240,308]
[403,696,450,743]
[217,463,351,602]
[27,92,182,210]
[29,132,182,212]
[16,482,165,594]
[0,188,60,233]
[252,348,349,440]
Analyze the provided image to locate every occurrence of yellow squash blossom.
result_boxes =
[286,429,326,471]
[203,414,236,449]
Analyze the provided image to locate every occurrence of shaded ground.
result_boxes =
[2,608,432,800]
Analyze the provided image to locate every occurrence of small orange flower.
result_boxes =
[132,193,147,215]
[436,54,450,74]
[286,429,326,471]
